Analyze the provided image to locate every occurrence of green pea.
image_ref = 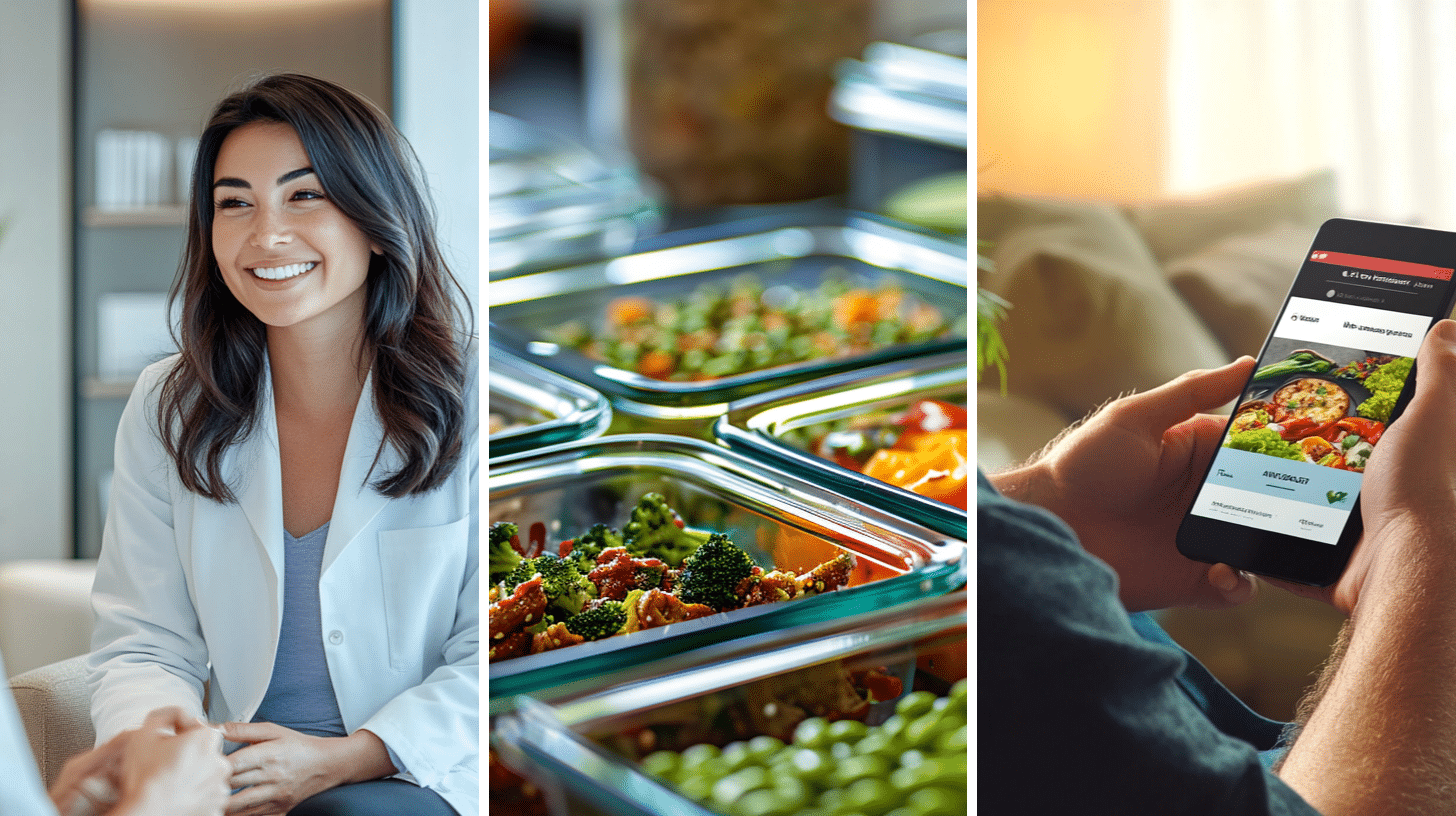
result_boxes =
[890,757,964,792]
[906,787,967,816]
[877,714,908,741]
[713,766,772,809]
[816,788,846,813]
[829,754,890,788]
[948,678,967,705]
[770,778,811,812]
[890,762,928,792]
[733,789,796,816]
[747,734,785,761]
[935,724,968,754]
[675,774,714,803]
[901,712,944,749]
[826,719,868,743]
[785,747,833,783]
[898,748,928,769]
[851,729,899,759]
[720,741,756,773]
[794,717,832,748]
[829,741,855,760]
[639,750,680,780]
[895,690,937,719]
[678,742,720,772]
[842,778,898,814]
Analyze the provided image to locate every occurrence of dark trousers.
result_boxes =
[288,779,456,816]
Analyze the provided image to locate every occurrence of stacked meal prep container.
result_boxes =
[488,37,969,816]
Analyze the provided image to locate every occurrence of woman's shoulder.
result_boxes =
[128,353,185,406]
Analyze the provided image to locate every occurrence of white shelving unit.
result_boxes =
[73,0,393,557]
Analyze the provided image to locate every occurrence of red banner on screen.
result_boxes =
[1310,250,1454,281]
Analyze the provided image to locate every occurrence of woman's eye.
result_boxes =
[214,197,248,210]
[291,189,325,201]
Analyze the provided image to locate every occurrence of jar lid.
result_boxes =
[830,41,968,149]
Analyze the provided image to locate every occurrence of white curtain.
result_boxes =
[1166,0,1456,229]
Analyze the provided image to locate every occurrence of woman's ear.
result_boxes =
[370,243,383,256]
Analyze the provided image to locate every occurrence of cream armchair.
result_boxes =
[10,655,93,787]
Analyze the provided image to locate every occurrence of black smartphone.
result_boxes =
[1177,218,1456,586]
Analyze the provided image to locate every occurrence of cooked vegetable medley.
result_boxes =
[488,493,856,662]
[542,273,954,381]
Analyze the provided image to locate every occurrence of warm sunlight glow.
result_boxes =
[978,0,1168,202]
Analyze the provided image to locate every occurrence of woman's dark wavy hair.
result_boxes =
[159,72,472,502]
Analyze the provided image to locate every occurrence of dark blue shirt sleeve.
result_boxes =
[977,473,1321,815]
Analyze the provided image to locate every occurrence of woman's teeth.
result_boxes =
[251,262,316,280]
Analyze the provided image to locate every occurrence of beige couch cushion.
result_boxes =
[1123,169,1339,265]
[975,389,1072,473]
[979,194,1229,421]
[1165,222,1317,359]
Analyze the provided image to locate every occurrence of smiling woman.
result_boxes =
[86,73,478,816]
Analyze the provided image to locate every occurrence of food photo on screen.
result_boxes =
[1220,338,1412,473]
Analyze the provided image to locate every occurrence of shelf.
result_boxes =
[82,377,137,400]
[83,205,186,228]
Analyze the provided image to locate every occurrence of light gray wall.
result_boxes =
[394,0,481,314]
[0,1,72,561]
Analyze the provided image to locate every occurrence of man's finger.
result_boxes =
[1116,357,1256,432]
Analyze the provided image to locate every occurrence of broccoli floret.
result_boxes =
[622,493,714,567]
[562,523,624,574]
[503,553,598,618]
[489,522,524,585]
[564,600,628,641]
[676,533,757,611]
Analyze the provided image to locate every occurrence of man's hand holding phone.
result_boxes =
[990,356,1261,612]
[1278,318,1456,615]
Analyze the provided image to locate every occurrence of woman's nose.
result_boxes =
[248,206,292,248]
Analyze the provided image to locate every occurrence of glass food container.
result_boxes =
[493,589,968,816]
[487,434,966,709]
[488,214,967,424]
[714,351,967,539]
[489,344,613,459]
[490,110,662,280]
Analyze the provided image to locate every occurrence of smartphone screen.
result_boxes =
[1178,219,1456,585]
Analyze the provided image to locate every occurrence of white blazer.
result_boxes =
[88,347,479,815]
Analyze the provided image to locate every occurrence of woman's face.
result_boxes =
[210,121,377,337]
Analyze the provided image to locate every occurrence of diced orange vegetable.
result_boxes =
[861,449,925,488]
[606,296,656,327]
[832,289,879,328]
[872,287,904,318]
[861,432,968,510]
[901,429,969,455]
[636,349,676,379]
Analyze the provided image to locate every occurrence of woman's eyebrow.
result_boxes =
[212,166,316,190]
[277,166,316,185]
